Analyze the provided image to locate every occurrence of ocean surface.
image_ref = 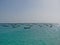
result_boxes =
[0,23,60,45]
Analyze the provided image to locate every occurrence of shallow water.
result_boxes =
[0,23,60,45]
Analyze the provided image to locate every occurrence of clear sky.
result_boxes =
[0,0,60,23]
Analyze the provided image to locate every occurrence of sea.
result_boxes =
[0,23,60,45]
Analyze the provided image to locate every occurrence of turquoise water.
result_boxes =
[0,23,60,45]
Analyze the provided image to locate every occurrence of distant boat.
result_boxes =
[24,26,31,29]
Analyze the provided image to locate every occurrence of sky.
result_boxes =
[0,0,60,23]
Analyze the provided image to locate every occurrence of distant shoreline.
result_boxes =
[0,23,60,24]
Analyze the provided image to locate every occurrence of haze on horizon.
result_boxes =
[0,0,60,23]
